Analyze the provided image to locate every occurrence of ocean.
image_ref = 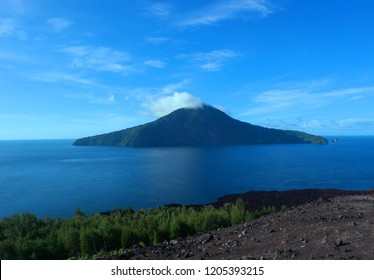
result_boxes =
[0,136,373,219]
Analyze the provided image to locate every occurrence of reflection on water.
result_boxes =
[0,137,374,218]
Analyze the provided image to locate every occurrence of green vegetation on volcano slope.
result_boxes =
[0,199,280,259]
[74,105,328,147]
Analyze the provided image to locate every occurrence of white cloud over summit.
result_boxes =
[144,92,203,117]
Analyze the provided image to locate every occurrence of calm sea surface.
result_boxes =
[1,136,373,219]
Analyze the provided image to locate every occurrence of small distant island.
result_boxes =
[73,104,328,147]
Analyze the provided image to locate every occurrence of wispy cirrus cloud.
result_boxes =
[145,36,169,45]
[180,49,240,71]
[0,17,26,39]
[0,49,35,63]
[2,0,27,16]
[147,2,173,19]
[62,46,133,73]
[47,17,72,32]
[144,59,166,68]
[64,92,117,105]
[255,117,374,134]
[178,0,273,27]
[31,71,121,105]
[242,81,374,116]
[0,18,16,36]
[31,71,101,88]
[300,118,374,130]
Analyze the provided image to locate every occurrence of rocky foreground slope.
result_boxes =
[105,190,374,260]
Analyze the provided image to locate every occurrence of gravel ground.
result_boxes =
[104,190,374,260]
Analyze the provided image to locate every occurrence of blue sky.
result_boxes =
[1,0,374,139]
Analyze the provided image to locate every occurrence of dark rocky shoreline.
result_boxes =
[168,188,372,211]
[101,188,374,260]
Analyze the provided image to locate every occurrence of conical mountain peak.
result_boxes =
[73,105,327,147]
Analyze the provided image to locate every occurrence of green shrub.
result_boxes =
[0,199,281,259]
